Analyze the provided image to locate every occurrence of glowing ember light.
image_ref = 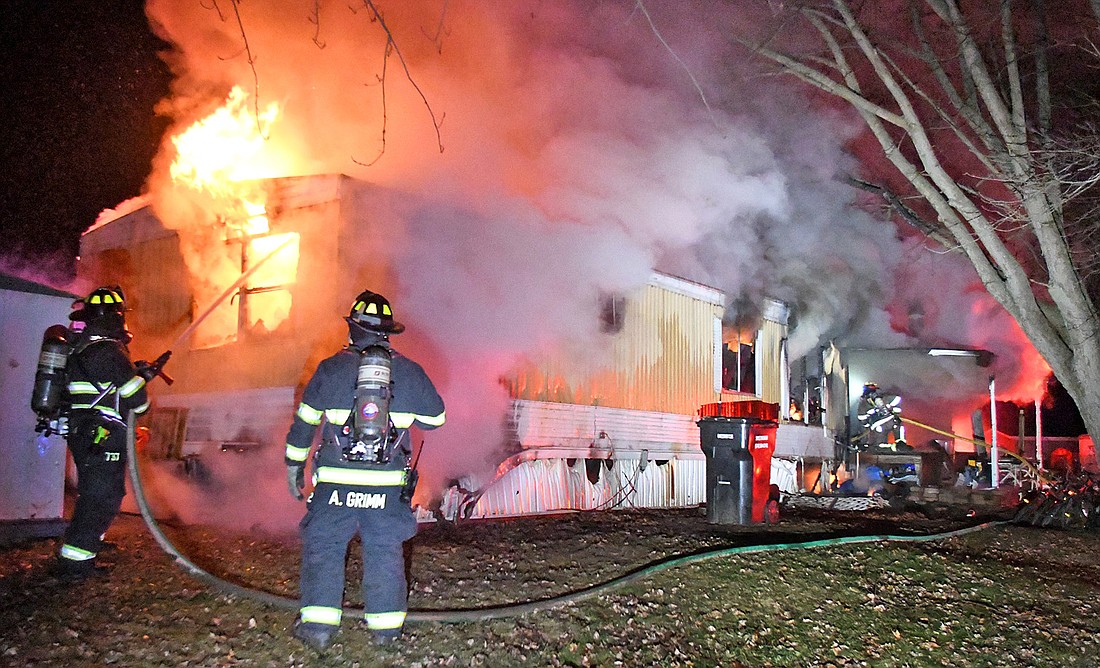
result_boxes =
[242,199,270,237]
[245,233,300,330]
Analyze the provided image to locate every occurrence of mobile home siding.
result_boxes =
[507,278,724,415]
[758,319,786,405]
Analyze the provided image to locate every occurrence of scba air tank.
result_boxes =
[347,345,394,463]
[31,325,71,418]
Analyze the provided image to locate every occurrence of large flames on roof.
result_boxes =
[166,86,300,348]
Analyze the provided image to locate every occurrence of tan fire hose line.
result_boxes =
[125,414,1008,623]
[899,416,1054,486]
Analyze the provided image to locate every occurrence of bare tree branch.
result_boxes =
[844,175,957,247]
[749,0,1100,439]
[353,39,392,168]
[207,0,447,163]
[421,0,450,54]
[909,1,1003,161]
[632,1,718,125]
[309,0,326,49]
[226,0,267,139]
[1001,0,1028,141]
[356,0,445,158]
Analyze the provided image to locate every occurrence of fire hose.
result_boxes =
[118,236,1007,621]
[125,414,1007,622]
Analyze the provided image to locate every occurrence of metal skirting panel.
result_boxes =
[449,456,708,520]
[512,401,834,461]
[432,455,803,521]
[511,400,701,457]
[425,400,819,520]
[774,422,834,459]
[771,458,798,494]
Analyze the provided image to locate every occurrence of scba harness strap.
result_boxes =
[333,418,406,466]
[68,339,122,417]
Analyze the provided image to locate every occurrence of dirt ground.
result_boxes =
[2,498,1098,667]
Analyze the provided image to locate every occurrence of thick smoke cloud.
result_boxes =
[137,0,1043,526]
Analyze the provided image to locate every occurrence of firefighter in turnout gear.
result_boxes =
[55,287,151,581]
[285,290,445,651]
[856,382,907,451]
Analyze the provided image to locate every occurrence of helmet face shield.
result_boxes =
[346,290,405,334]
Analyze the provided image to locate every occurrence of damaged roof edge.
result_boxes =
[80,173,356,255]
[79,204,176,256]
[648,272,725,306]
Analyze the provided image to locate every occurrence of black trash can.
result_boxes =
[698,416,755,525]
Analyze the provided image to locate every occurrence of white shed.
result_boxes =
[0,273,78,544]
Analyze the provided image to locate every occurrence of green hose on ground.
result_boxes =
[126,415,1006,623]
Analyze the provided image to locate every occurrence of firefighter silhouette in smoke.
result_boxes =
[284,290,445,651]
[855,382,908,451]
[54,287,151,581]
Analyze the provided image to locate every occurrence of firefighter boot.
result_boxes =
[292,621,336,652]
[51,558,110,584]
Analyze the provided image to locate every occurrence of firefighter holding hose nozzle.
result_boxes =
[42,287,164,582]
[284,290,445,651]
[856,382,909,452]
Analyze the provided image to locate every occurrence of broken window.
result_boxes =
[721,338,756,394]
[191,230,300,349]
[599,293,627,334]
[239,233,299,333]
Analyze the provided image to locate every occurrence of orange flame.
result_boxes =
[170,86,280,190]
[168,86,300,347]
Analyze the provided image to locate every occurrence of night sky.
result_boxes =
[1,1,171,277]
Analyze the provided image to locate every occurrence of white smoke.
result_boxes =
[138,0,1044,523]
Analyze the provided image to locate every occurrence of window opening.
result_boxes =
[599,293,627,334]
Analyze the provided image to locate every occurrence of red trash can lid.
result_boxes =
[699,400,779,421]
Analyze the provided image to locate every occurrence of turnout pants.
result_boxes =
[59,418,127,569]
[298,482,417,638]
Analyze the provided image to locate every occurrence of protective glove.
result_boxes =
[135,361,156,382]
[287,464,306,501]
[135,351,174,384]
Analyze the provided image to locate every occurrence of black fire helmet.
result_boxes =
[346,290,405,334]
[69,286,126,326]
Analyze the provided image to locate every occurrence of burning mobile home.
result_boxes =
[77,172,826,521]
[80,174,389,457]
[446,282,786,520]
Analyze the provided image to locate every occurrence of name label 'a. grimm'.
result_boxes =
[328,489,387,509]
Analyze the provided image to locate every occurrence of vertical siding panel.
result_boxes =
[506,275,723,416]
[759,320,784,404]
